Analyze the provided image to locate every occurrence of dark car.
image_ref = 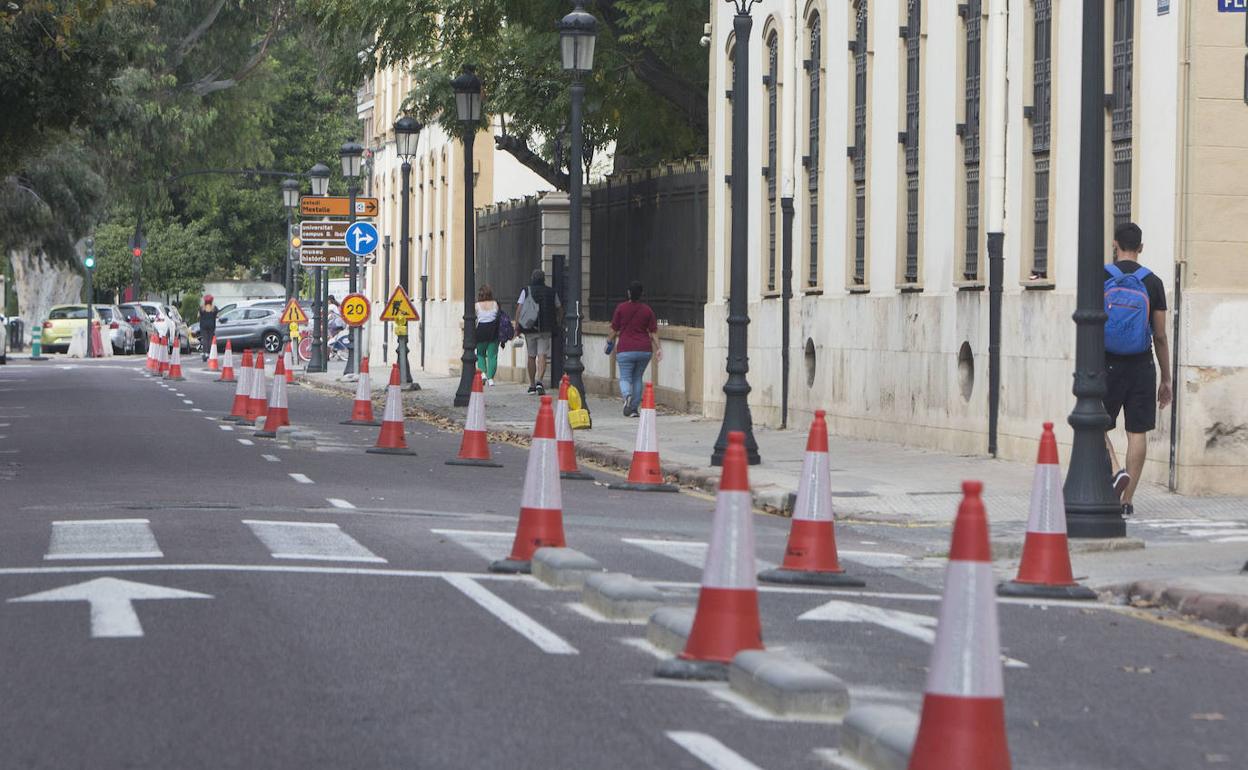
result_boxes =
[118,303,155,353]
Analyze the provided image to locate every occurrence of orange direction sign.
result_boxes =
[340,294,370,327]
[299,196,379,218]
[280,299,309,325]
[299,245,352,267]
[380,286,419,322]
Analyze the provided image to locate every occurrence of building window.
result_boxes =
[1110,0,1133,226]
[1030,0,1052,280]
[962,0,982,281]
[902,0,920,284]
[807,14,822,288]
[852,0,868,286]
[766,31,779,293]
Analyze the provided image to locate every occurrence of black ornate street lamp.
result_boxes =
[340,139,365,375]
[451,65,483,408]
[1063,0,1123,537]
[306,163,331,373]
[394,115,423,390]
[711,0,761,466]
[559,0,598,420]
[280,178,300,302]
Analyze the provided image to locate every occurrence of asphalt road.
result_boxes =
[0,357,1244,769]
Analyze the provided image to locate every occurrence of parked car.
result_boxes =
[0,313,8,364]
[212,305,294,354]
[118,303,155,353]
[195,299,315,353]
[94,305,136,355]
[138,303,190,352]
[41,305,111,353]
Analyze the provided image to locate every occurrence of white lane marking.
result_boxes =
[182,400,193,405]
[219,424,234,431]
[175,393,186,397]
[432,528,514,562]
[666,732,766,770]
[442,574,577,655]
[1181,529,1246,538]
[1211,535,1248,543]
[237,439,254,446]
[836,550,913,568]
[326,498,356,510]
[46,519,162,560]
[8,577,211,638]
[288,473,313,484]
[1138,521,1244,529]
[799,599,1027,668]
[203,416,217,421]
[262,454,280,463]
[622,538,777,572]
[191,408,203,413]
[244,520,385,563]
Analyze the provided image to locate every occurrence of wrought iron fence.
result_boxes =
[475,197,542,307]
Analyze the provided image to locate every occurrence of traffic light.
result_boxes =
[84,237,95,270]
[290,234,302,250]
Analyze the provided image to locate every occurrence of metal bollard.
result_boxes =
[30,326,47,360]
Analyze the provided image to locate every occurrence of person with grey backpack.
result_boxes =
[513,268,561,394]
[1102,222,1172,517]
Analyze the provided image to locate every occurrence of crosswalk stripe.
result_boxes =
[243,520,386,563]
[666,732,766,770]
[622,538,777,572]
[46,519,163,560]
[431,529,514,562]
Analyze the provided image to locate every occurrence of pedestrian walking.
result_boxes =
[606,281,661,417]
[1103,222,1172,516]
[474,285,500,386]
[513,269,561,395]
[198,295,217,361]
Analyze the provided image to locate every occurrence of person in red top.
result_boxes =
[606,281,662,417]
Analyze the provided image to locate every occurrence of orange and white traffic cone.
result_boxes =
[446,370,502,467]
[217,340,235,383]
[555,375,592,480]
[490,395,566,573]
[145,335,157,374]
[243,352,268,425]
[342,356,380,426]
[366,364,416,455]
[657,431,763,680]
[223,349,253,422]
[759,410,863,587]
[283,341,295,384]
[608,382,677,492]
[165,338,185,381]
[909,481,1011,770]
[254,353,291,438]
[158,336,169,376]
[206,336,220,371]
[998,423,1096,601]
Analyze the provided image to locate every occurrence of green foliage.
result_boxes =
[0,141,105,267]
[92,217,227,297]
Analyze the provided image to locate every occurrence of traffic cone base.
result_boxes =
[366,444,418,456]
[342,417,382,426]
[446,456,503,468]
[489,507,566,574]
[909,694,1010,770]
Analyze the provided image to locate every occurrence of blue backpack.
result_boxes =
[1104,264,1152,355]
[496,309,515,346]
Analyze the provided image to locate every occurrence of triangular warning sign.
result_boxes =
[380,285,419,321]
[280,298,309,325]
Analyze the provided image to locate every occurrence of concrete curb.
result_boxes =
[531,548,604,590]
[1116,579,1248,631]
[991,536,1146,560]
[647,606,694,654]
[728,650,850,718]
[839,705,918,770]
[582,573,668,620]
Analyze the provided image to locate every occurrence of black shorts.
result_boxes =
[1104,355,1156,433]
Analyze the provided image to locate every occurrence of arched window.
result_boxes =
[851,0,868,286]
[902,0,920,284]
[765,30,779,293]
[806,13,822,288]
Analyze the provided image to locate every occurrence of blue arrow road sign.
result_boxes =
[344,221,379,257]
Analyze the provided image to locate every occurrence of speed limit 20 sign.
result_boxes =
[340,293,370,328]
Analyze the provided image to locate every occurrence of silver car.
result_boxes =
[139,303,190,352]
[95,305,136,355]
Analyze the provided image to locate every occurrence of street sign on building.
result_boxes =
[299,196,379,218]
[344,222,379,257]
[299,245,353,267]
[340,294,370,327]
[299,221,350,242]
[380,286,419,322]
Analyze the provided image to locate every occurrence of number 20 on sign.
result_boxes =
[340,294,370,328]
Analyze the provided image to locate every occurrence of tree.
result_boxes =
[304,0,710,186]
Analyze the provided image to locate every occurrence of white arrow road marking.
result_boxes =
[799,599,1027,668]
[442,574,577,655]
[46,519,162,560]
[8,577,211,638]
[666,732,766,770]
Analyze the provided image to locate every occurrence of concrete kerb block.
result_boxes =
[838,705,918,770]
[992,536,1145,560]
[646,606,694,654]
[531,548,605,590]
[582,573,667,620]
[275,426,300,445]
[728,650,850,719]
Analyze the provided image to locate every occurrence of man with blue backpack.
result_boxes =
[1103,222,1172,516]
